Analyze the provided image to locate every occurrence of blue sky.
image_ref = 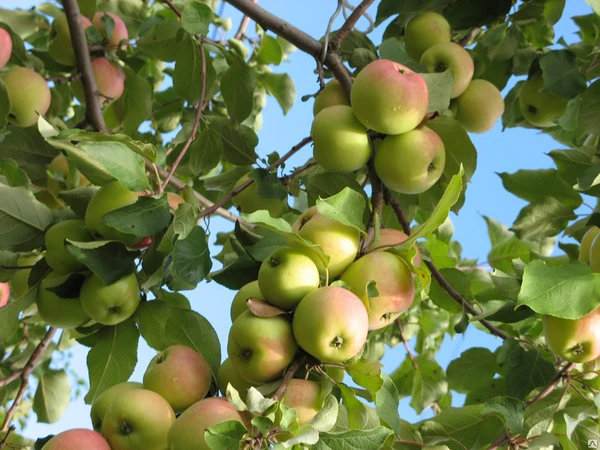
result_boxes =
[2,0,594,439]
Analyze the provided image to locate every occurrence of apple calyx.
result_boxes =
[119,420,133,435]
[330,336,344,348]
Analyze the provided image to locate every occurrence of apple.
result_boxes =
[102,389,175,450]
[292,206,360,278]
[588,233,600,272]
[85,181,140,245]
[90,381,143,433]
[340,252,415,330]
[93,12,129,49]
[351,59,429,135]
[258,248,320,310]
[167,397,246,450]
[79,272,140,326]
[403,12,451,63]
[217,358,256,400]
[311,105,372,173]
[227,310,297,383]
[1,66,51,127]
[282,379,322,425]
[292,286,368,364]
[45,220,94,274]
[37,271,90,329]
[73,58,125,107]
[519,73,568,128]
[230,280,266,322]
[42,428,111,450]
[0,282,9,308]
[47,154,91,192]
[325,366,345,383]
[143,344,212,413]
[453,79,505,134]
[232,175,287,218]
[0,27,12,70]
[366,228,421,266]
[421,42,474,98]
[167,192,185,211]
[313,79,349,116]
[48,13,92,66]
[9,254,42,298]
[375,126,445,194]
[580,226,600,262]
[544,307,600,363]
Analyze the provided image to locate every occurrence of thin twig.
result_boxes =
[329,0,375,51]
[234,0,259,39]
[46,72,82,84]
[458,28,481,47]
[395,440,427,447]
[271,354,306,401]
[162,0,182,17]
[0,426,15,449]
[280,161,318,185]
[396,319,418,369]
[382,186,411,234]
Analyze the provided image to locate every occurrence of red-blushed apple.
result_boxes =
[374,126,446,194]
[313,79,349,116]
[366,228,421,267]
[311,105,372,173]
[102,389,175,450]
[41,428,111,450]
[580,226,600,262]
[73,58,125,107]
[340,252,415,330]
[45,219,94,274]
[217,358,256,400]
[230,280,265,322]
[351,59,429,135]
[167,397,246,450]
[282,379,322,425]
[421,42,474,98]
[1,66,51,127]
[292,286,368,364]
[403,11,451,62]
[79,272,140,326]
[0,282,9,307]
[0,27,12,70]
[143,344,212,413]
[232,175,287,218]
[37,271,90,329]
[292,206,360,278]
[544,307,600,363]
[47,154,91,192]
[93,12,129,49]
[228,310,297,383]
[453,79,505,134]
[90,381,143,433]
[9,254,42,298]
[258,248,320,310]
[48,13,92,66]
[519,73,568,128]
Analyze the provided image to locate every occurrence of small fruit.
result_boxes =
[1,67,51,127]
[73,58,125,107]
[79,272,140,326]
[232,175,287,218]
[519,73,568,128]
[421,42,474,98]
[580,226,600,263]
[313,79,349,116]
[47,154,91,192]
[48,13,92,66]
[230,280,265,322]
[42,428,111,450]
[93,12,129,49]
[0,27,13,70]
[403,12,451,62]
[217,358,256,400]
[0,282,9,307]
[90,381,143,433]
[9,254,42,298]
[45,219,94,273]
[282,379,322,425]
[366,228,421,267]
[544,307,600,363]
[37,271,90,329]
[453,79,505,134]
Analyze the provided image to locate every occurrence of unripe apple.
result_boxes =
[311,105,372,173]
[45,219,94,274]
[589,233,600,272]
[313,79,349,116]
[0,282,9,308]
[374,126,446,194]
[230,280,265,322]
[47,154,91,192]
[42,428,111,450]
[79,272,140,326]
[1,67,51,127]
[421,42,474,98]
[9,254,42,298]
[351,59,429,135]
[217,358,256,399]
[93,12,129,49]
[48,13,92,66]
[544,307,600,363]
[232,175,287,218]
[37,271,90,329]
[366,228,421,267]
[90,381,143,433]
[580,226,600,263]
[292,286,368,364]
[403,12,451,62]
[282,379,322,425]
[0,28,13,70]
[453,79,505,134]
[73,58,125,107]
[519,73,568,128]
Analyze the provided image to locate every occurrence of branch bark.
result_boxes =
[329,0,375,51]
[271,354,306,401]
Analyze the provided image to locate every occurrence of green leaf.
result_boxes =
[446,348,497,394]
[58,187,98,218]
[305,173,365,201]
[0,290,36,341]
[181,0,212,35]
[578,79,600,135]
[498,169,581,208]
[210,117,258,165]
[101,195,172,238]
[411,356,448,414]
[347,359,384,395]
[205,420,247,450]
[501,340,555,400]
[312,427,393,450]
[33,369,71,424]
[0,158,30,187]
[484,216,533,274]
[316,187,367,233]
[260,72,296,115]
[138,19,183,62]
[428,268,471,313]
[422,70,453,113]
[189,126,223,176]
[540,50,587,100]
[256,35,283,65]
[339,384,369,430]
[221,54,256,123]
[122,68,153,135]
[174,34,216,104]
[428,117,477,183]
[511,196,577,240]
[523,388,568,436]
[375,374,401,435]
[171,226,213,286]
[481,397,526,435]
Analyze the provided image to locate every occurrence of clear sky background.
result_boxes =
[0,0,594,440]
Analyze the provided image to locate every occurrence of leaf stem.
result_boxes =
[271,354,306,401]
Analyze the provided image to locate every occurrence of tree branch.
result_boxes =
[234,0,259,39]
[162,0,182,18]
[329,0,375,51]
[0,426,15,449]
[361,158,384,253]
[271,354,306,401]
[396,319,418,369]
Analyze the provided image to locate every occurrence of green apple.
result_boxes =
[37,271,90,329]
[230,280,265,322]
[325,366,345,383]
[292,286,368,364]
[90,381,143,433]
[580,226,600,263]
[374,126,446,194]
[0,27,12,70]
[313,79,349,116]
[217,358,256,400]
[519,73,568,128]
[292,206,360,278]
[311,105,372,173]
[231,175,287,218]
[143,344,212,413]
[167,397,246,450]
[282,379,322,425]
[228,310,297,383]
[340,252,415,330]
[45,220,94,274]
[453,79,505,134]
[351,59,429,135]
[366,228,421,266]
[544,307,600,363]
[79,272,140,326]
[9,254,42,298]
[42,428,111,450]
[589,233,600,272]
[403,11,451,62]
[93,11,129,49]
[47,154,91,192]
[102,389,175,450]
[48,13,92,66]
[1,66,51,127]
[258,248,320,310]
[421,42,474,98]
[0,282,9,307]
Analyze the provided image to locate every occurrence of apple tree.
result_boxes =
[0,0,599,448]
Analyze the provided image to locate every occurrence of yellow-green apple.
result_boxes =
[230,280,266,322]
[366,228,421,266]
[351,59,429,135]
[421,42,474,98]
[340,252,415,330]
[292,206,360,278]
[311,105,372,173]
[37,271,90,329]
[282,379,322,425]
[453,79,505,133]
[41,428,111,450]
[374,126,446,194]
[313,79,349,116]
[588,233,600,272]
[292,286,368,363]
[579,226,600,262]
[217,358,256,399]
[544,307,600,363]
[45,219,94,274]
[73,58,125,107]
[90,381,143,432]
[258,248,320,310]
[79,272,140,326]
[93,12,129,49]
[143,344,212,413]
[1,67,51,127]
[48,13,92,66]
[0,28,12,70]
[9,254,42,298]
[403,12,451,62]
[102,389,175,450]
[167,397,246,450]
[325,366,345,383]
[167,192,185,211]
[232,175,287,218]
[227,310,297,383]
[0,282,9,307]
[519,73,568,128]
[47,154,91,192]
